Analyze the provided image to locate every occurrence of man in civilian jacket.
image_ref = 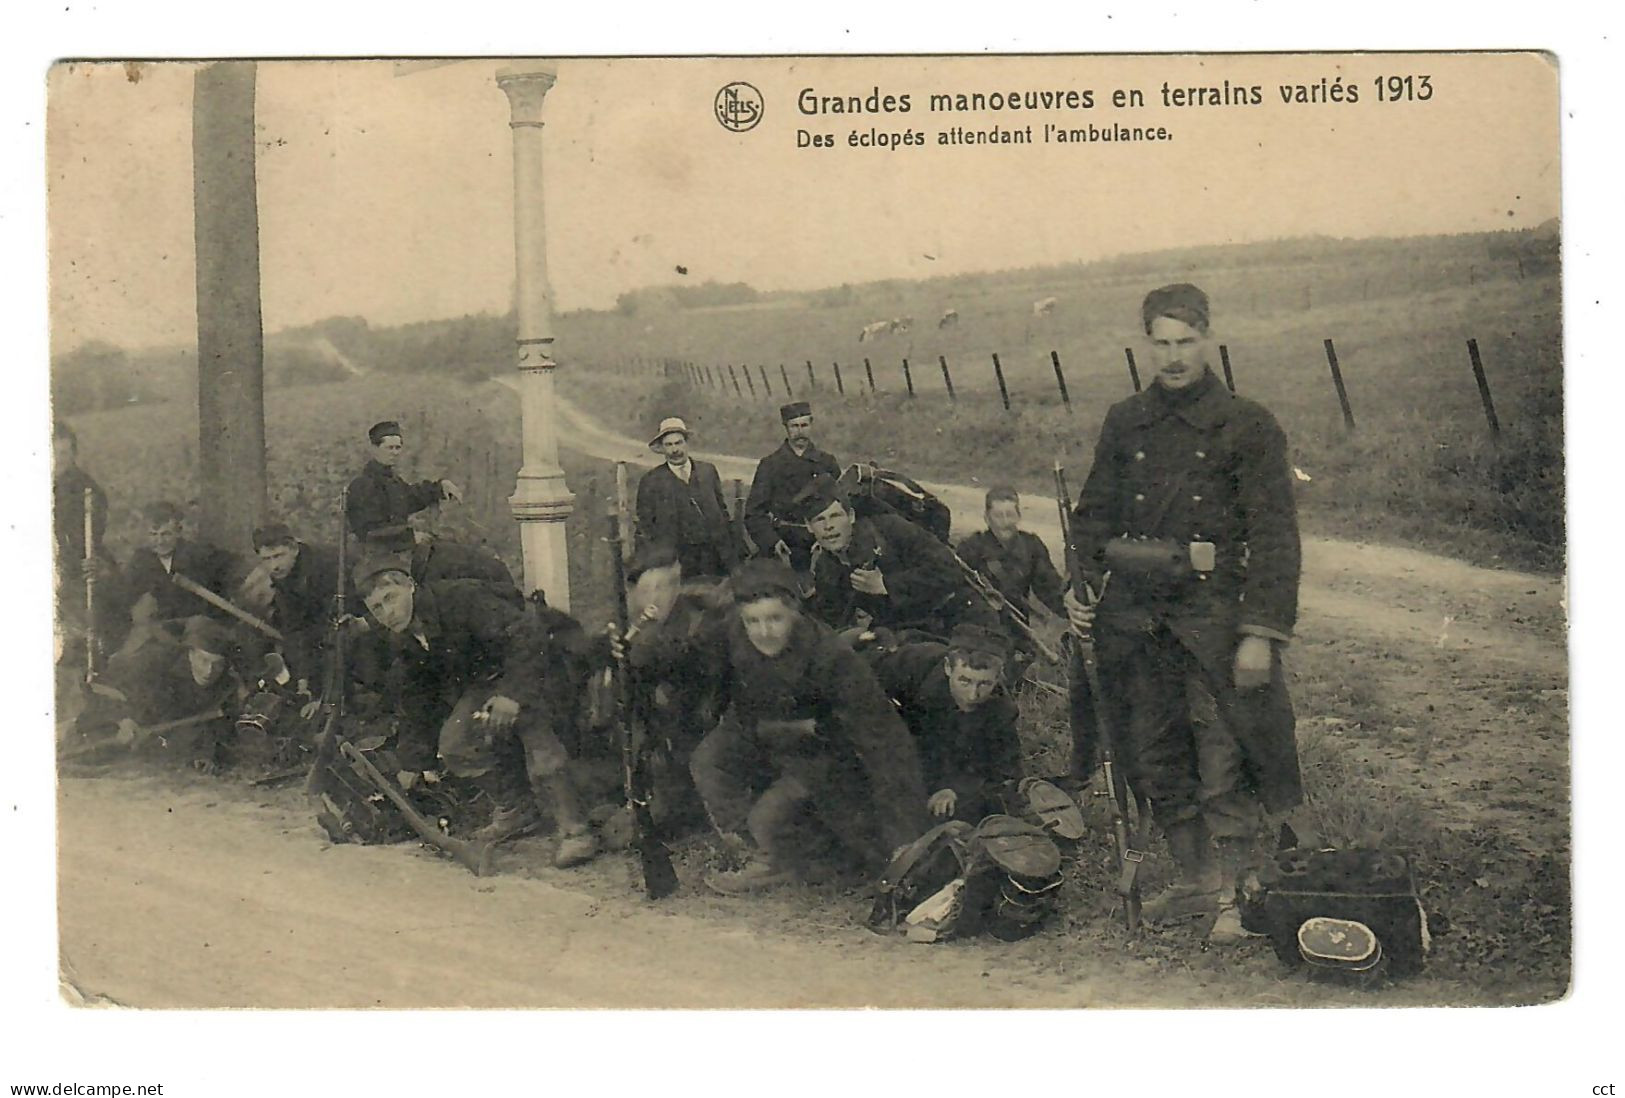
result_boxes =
[635,416,740,580]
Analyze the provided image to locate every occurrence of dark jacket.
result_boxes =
[634,460,740,567]
[122,538,243,623]
[954,528,1067,620]
[387,580,592,733]
[654,609,930,852]
[743,440,841,554]
[809,512,976,635]
[1072,368,1301,661]
[874,641,1022,816]
[345,460,444,541]
[267,542,341,683]
[411,538,520,603]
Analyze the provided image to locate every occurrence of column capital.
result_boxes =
[497,66,558,126]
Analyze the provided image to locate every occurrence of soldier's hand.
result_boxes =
[1062,588,1096,637]
[440,479,464,503]
[483,695,521,731]
[850,566,887,595]
[606,623,628,662]
[927,788,958,819]
[299,699,322,721]
[1233,636,1274,690]
[79,557,107,582]
[772,540,793,564]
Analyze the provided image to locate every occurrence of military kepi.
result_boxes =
[792,478,845,522]
[1141,283,1210,334]
[368,420,403,445]
[779,401,812,423]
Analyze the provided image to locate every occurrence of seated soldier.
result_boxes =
[119,500,246,630]
[799,482,977,640]
[873,623,1023,824]
[619,540,734,831]
[353,560,600,868]
[250,522,341,698]
[677,560,930,894]
[366,525,520,603]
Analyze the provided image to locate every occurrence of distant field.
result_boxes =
[558,250,1562,572]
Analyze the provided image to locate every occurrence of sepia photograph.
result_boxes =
[38,50,1571,1018]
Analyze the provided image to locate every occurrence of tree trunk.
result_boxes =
[192,61,267,553]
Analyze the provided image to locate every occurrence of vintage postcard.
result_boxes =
[44,53,1564,1022]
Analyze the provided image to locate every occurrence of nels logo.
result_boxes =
[715,81,764,132]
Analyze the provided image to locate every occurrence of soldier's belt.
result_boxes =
[1104,537,1218,579]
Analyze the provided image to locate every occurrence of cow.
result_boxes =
[937,309,959,330]
[1032,296,1057,318]
[858,317,914,342]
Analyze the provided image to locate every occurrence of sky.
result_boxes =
[47,53,1560,352]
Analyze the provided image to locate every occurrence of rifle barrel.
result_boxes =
[170,573,283,639]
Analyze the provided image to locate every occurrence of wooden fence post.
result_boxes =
[833,361,845,395]
[939,355,957,402]
[1322,338,1356,431]
[806,360,817,390]
[1049,350,1072,412]
[863,357,876,393]
[1466,338,1501,435]
[743,364,757,399]
[758,364,772,398]
[727,363,742,398]
[780,363,793,397]
[991,353,1011,411]
[902,357,915,398]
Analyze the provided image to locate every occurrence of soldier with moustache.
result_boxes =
[634,416,741,580]
[743,402,841,571]
[1062,283,1307,942]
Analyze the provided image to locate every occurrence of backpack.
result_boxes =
[839,462,953,543]
[1240,847,1431,981]
[869,815,1064,943]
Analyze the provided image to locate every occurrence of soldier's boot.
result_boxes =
[469,768,542,843]
[539,772,601,869]
[706,851,799,895]
[1142,819,1221,924]
[1208,836,1268,945]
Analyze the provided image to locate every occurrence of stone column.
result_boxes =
[497,64,574,609]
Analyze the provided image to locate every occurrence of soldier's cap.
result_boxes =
[364,524,417,553]
[791,479,848,523]
[626,540,681,583]
[648,416,691,451]
[182,615,234,656]
[780,400,812,424]
[730,559,803,606]
[368,420,403,445]
[251,522,297,552]
[352,554,414,596]
[1141,283,1210,335]
[947,622,1012,663]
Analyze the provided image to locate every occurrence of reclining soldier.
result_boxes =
[800,482,978,640]
[352,559,601,868]
[673,560,930,893]
[872,623,1023,824]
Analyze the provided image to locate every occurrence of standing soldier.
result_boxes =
[352,561,601,867]
[1063,283,1306,941]
[344,421,463,545]
[634,416,740,580]
[53,421,120,703]
[744,401,841,571]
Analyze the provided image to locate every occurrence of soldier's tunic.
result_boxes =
[743,440,841,569]
[345,460,443,542]
[410,538,520,603]
[873,641,1022,822]
[808,512,977,637]
[265,541,342,685]
[954,529,1067,621]
[382,580,594,781]
[635,459,740,579]
[684,613,930,868]
[121,538,243,624]
[1071,368,1302,832]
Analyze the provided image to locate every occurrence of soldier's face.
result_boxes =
[364,581,416,632]
[986,500,1021,539]
[1146,315,1212,391]
[373,436,404,467]
[257,543,299,581]
[148,520,182,557]
[945,657,1002,711]
[807,500,854,552]
[740,595,797,657]
[659,433,688,463]
[784,415,813,445]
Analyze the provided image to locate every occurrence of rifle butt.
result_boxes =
[337,740,494,877]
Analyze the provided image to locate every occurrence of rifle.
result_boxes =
[1053,459,1143,934]
[606,499,680,899]
[337,740,495,877]
[83,487,100,681]
[170,573,283,640]
[304,488,350,798]
[61,707,226,762]
[945,546,1061,664]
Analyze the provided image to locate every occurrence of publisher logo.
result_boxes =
[715,82,764,132]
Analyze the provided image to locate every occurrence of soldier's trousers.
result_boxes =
[435,686,570,783]
[690,709,883,867]
[1093,625,1301,839]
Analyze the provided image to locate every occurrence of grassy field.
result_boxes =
[60,372,1568,1003]
[558,250,1562,572]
